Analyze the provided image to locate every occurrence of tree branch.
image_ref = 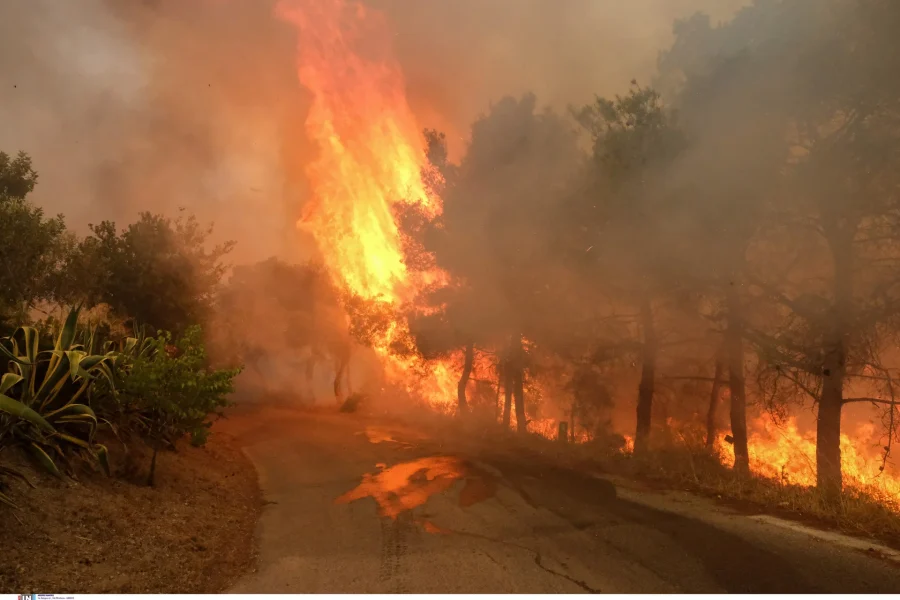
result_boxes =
[842,397,897,406]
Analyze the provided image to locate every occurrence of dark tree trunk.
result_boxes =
[333,360,346,401]
[457,342,474,414]
[634,297,656,456]
[705,352,725,450]
[507,335,527,434]
[502,362,513,430]
[570,401,577,443]
[495,367,502,422]
[817,231,852,500]
[817,357,844,501]
[513,365,526,434]
[725,286,749,473]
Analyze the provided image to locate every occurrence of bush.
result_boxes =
[116,326,240,485]
[0,308,115,484]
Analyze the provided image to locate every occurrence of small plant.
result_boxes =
[117,326,240,486]
[0,307,115,479]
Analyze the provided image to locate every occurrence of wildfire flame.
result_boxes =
[717,415,899,504]
[273,1,900,507]
[276,0,438,303]
[276,0,455,408]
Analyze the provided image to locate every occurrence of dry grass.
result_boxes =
[598,443,900,547]
[0,431,261,594]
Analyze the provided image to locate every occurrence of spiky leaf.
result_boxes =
[0,393,54,432]
[29,443,62,478]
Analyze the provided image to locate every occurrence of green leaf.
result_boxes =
[0,372,23,395]
[29,443,62,478]
[34,351,71,409]
[45,403,97,420]
[0,393,55,432]
[56,307,81,352]
[95,444,111,476]
[55,433,92,449]
[17,326,39,363]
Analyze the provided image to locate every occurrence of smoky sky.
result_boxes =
[0,0,745,262]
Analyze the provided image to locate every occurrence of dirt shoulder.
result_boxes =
[0,430,261,594]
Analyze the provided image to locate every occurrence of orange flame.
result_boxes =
[717,415,899,504]
[276,0,454,408]
[276,0,438,303]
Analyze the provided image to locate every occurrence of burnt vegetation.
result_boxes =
[395,0,900,518]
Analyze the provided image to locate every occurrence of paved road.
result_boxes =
[222,407,900,593]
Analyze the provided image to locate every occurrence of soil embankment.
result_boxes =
[0,431,261,594]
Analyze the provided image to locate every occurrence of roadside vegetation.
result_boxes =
[0,150,241,509]
[0,150,256,593]
[608,442,900,545]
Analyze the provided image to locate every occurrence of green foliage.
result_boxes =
[0,151,38,202]
[64,211,234,334]
[575,81,686,204]
[0,153,69,326]
[0,307,116,477]
[118,326,240,450]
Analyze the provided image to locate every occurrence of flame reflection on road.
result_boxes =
[336,456,496,520]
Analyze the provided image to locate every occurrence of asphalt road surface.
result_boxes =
[221,407,900,593]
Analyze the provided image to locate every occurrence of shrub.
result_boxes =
[0,308,115,481]
[116,326,240,485]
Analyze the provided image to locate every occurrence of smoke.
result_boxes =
[1,0,314,263]
[374,0,746,158]
[1,0,750,410]
[0,0,745,245]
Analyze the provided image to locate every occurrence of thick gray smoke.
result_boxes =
[0,0,746,411]
[0,0,745,251]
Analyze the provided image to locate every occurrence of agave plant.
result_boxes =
[0,307,116,477]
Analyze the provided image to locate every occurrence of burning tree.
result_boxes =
[676,0,900,497]
[573,83,687,455]
[404,95,584,431]
[650,13,795,472]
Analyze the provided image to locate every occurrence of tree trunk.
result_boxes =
[502,362,513,430]
[513,364,526,434]
[570,401,577,443]
[634,297,656,456]
[495,367,502,422]
[508,335,528,434]
[457,342,474,414]
[333,358,346,402]
[816,358,844,502]
[725,286,749,474]
[817,231,852,499]
[705,352,725,450]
